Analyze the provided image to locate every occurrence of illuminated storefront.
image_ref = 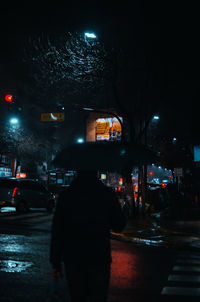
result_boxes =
[85,113,124,189]
[0,167,12,178]
[48,170,75,186]
[0,154,14,177]
[96,117,122,141]
[95,117,123,190]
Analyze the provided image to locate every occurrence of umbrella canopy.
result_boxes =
[52,141,159,172]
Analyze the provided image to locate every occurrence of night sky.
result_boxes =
[0,2,198,86]
[0,1,199,142]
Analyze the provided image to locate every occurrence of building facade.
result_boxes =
[0,153,16,177]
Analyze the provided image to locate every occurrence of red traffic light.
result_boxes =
[5,94,13,103]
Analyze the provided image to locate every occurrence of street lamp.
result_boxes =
[9,118,19,125]
[84,32,97,39]
[153,115,160,120]
[77,138,84,144]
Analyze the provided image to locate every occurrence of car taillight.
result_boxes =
[12,187,18,198]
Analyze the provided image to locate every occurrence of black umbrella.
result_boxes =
[53,141,158,172]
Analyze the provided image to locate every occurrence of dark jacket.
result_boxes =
[50,174,127,268]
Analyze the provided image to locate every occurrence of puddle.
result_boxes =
[0,207,16,213]
[0,260,32,273]
[0,235,31,253]
[0,242,29,253]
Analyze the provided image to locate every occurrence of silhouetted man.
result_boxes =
[50,169,128,302]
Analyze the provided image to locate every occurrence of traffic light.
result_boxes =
[5,94,13,103]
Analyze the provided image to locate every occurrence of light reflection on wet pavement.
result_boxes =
[0,231,52,302]
[0,260,32,273]
[0,234,33,253]
[0,207,16,213]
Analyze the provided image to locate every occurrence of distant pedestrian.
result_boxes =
[50,169,128,302]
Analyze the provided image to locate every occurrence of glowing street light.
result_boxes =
[9,118,19,125]
[153,115,160,120]
[77,138,84,143]
[82,107,94,111]
[84,32,97,39]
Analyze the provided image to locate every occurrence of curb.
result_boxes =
[111,217,200,251]
[111,232,186,248]
[111,232,200,251]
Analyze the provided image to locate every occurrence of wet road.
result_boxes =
[110,240,176,302]
[0,232,174,302]
[1,208,200,302]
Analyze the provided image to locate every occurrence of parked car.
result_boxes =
[0,178,56,213]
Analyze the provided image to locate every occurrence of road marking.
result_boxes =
[161,253,200,298]
[168,275,200,282]
[173,266,200,272]
[161,286,200,296]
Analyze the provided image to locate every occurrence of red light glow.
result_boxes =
[12,187,18,197]
[5,94,13,103]
[119,178,123,185]
[16,173,27,179]
[110,247,139,291]
[149,171,153,176]
[134,193,138,201]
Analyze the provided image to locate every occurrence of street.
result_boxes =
[110,239,176,302]
[0,3,200,301]
[1,209,200,301]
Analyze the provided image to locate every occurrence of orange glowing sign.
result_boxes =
[41,112,65,122]
[96,117,122,141]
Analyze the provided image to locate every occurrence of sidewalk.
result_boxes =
[111,209,200,251]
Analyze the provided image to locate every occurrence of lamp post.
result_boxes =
[8,117,20,177]
[82,33,124,139]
